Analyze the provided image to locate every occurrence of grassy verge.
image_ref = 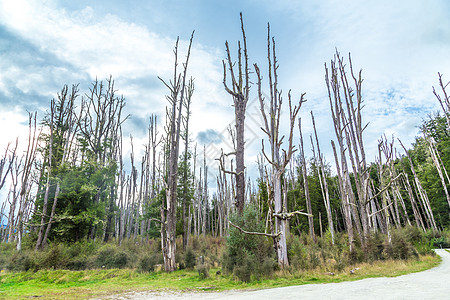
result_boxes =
[0,254,440,299]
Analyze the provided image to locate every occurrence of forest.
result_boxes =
[1,14,450,283]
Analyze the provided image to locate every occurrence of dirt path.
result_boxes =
[105,249,450,300]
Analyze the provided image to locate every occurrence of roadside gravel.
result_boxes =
[101,249,449,300]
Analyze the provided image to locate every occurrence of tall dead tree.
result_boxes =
[16,113,41,251]
[7,156,22,244]
[326,51,374,249]
[35,101,55,250]
[223,12,249,214]
[423,130,450,208]
[399,139,438,231]
[202,145,208,236]
[159,32,194,272]
[0,140,18,242]
[0,140,17,192]
[254,24,305,268]
[311,111,335,244]
[181,79,194,249]
[298,118,316,242]
[379,137,410,227]
[433,72,450,129]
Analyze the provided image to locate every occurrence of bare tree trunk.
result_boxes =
[377,145,392,244]
[331,140,354,251]
[159,33,194,272]
[181,83,194,249]
[36,104,54,250]
[17,113,40,251]
[298,118,316,242]
[325,51,373,249]
[311,112,335,244]
[433,73,450,129]
[399,139,437,231]
[202,147,207,237]
[425,132,450,208]
[254,24,305,268]
[222,13,249,215]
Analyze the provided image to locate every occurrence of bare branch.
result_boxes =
[229,221,281,238]
[273,210,313,219]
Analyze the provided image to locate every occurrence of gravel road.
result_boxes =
[105,249,450,300]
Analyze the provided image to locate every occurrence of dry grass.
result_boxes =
[0,254,440,300]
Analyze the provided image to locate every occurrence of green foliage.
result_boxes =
[94,244,134,269]
[0,238,164,273]
[223,205,276,281]
[142,190,165,239]
[403,114,450,229]
[384,231,418,260]
[196,263,210,279]
[176,151,195,235]
[285,160,342,237]
[0,243,18,270]
[138,253,162,273]
[424,228,450,249]
[184,248,196,269]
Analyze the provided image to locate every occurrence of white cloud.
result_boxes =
[248,0,450,165]
[1,0,449,183]
[0,0,232,159]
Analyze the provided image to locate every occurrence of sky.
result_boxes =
[0,0,449,190]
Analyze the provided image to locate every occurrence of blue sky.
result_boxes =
[0,0,449,186]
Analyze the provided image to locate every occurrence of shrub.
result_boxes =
[383,229,417,260]
[95,244,129,269]
[223,205,276,281]
[138,254,161,273]
[260,256,278,278]
[37,243,69,269]
[233,251,256,282]
[0,243,17,271]
[363,232,385,262]
[196,263,210,279]
[287,235,308,270]
[8,252,36,272]
[184,248,196,269]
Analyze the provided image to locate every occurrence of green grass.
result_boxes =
[0,254,441,299]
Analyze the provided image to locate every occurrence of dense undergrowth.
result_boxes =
[221,205,447,281]
[0,219,448,283]
[0,234,225,274]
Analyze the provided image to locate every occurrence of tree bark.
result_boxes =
[159,32,194,272]
[222,13,249,215]
[298,118,316,242]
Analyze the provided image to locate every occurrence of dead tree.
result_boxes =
[117,132,126,245]
[377,142,393,243]
[202,145,208,236]
[7,157,22,244]
[298,118,316,242]
[0,140,18,242]
[16,113,41,251]
[222,12,250,214]
[326,51,375,249]
[433,72,450,129]
[310,111,335,244]
[181,79,194,249]
[400,170,425,230]
[0,140,17,192]
[423,130,450,208]
[35,101,55,250]
[254,24,305,268]
[159,32,194,272]
[398,139,438,231]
